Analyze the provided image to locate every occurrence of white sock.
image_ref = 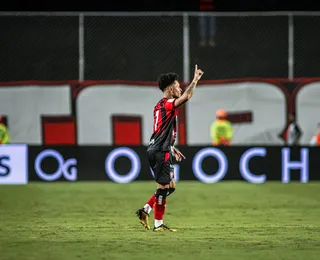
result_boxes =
[143,204,152,214]
[154,219,163,228]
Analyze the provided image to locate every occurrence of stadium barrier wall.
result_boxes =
[1,145,319,184]
[1,79,320,146]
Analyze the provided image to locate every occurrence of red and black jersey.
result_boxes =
[148,98,178,151]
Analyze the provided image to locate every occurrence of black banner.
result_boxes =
[28,146,320,183]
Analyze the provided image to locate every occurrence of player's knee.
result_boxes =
[167,187,175,196]
[155,188,168,200]
[169,180,176,189]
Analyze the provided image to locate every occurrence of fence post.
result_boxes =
[183,13,190,83]
[79,12,85,83]
[288,13,294,80]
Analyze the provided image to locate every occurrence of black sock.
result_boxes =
[167,188,175,196]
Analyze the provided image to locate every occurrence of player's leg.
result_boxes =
[136,151,176,231]
[153,151,176,232]
[141,162,176,216]
[167,164,176,196]
[153,182,170,231]
[143,191,156,214]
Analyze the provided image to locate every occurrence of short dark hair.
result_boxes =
[157,72,179,92]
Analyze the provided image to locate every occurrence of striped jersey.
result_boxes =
[148,98,178,151]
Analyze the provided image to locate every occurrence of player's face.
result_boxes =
[170,81,182,98]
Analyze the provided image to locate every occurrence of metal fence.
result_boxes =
[1,12,320,82]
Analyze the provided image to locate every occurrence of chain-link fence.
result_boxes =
[1,12,320,82]
[0,15,79,81]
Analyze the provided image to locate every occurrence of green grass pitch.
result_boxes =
[1,181,320,260]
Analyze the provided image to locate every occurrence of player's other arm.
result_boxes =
[174,65,204,108]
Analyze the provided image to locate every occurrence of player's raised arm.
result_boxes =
[174,65,204,108]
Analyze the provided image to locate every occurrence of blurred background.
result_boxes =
[0,5,319,183]
[1,2,320,260]
[1,11,320,146]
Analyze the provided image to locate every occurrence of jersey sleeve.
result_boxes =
[164,98,176,110]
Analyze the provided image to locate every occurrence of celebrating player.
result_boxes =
[136,65,204,232]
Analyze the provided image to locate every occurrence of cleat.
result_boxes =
[136,208,150,230]
[153,224,177,232]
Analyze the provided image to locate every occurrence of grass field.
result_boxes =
[0,181,320,260]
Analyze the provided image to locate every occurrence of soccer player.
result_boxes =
[136,65,204,232]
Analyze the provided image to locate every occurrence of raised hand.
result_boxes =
[193,64,204,82]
